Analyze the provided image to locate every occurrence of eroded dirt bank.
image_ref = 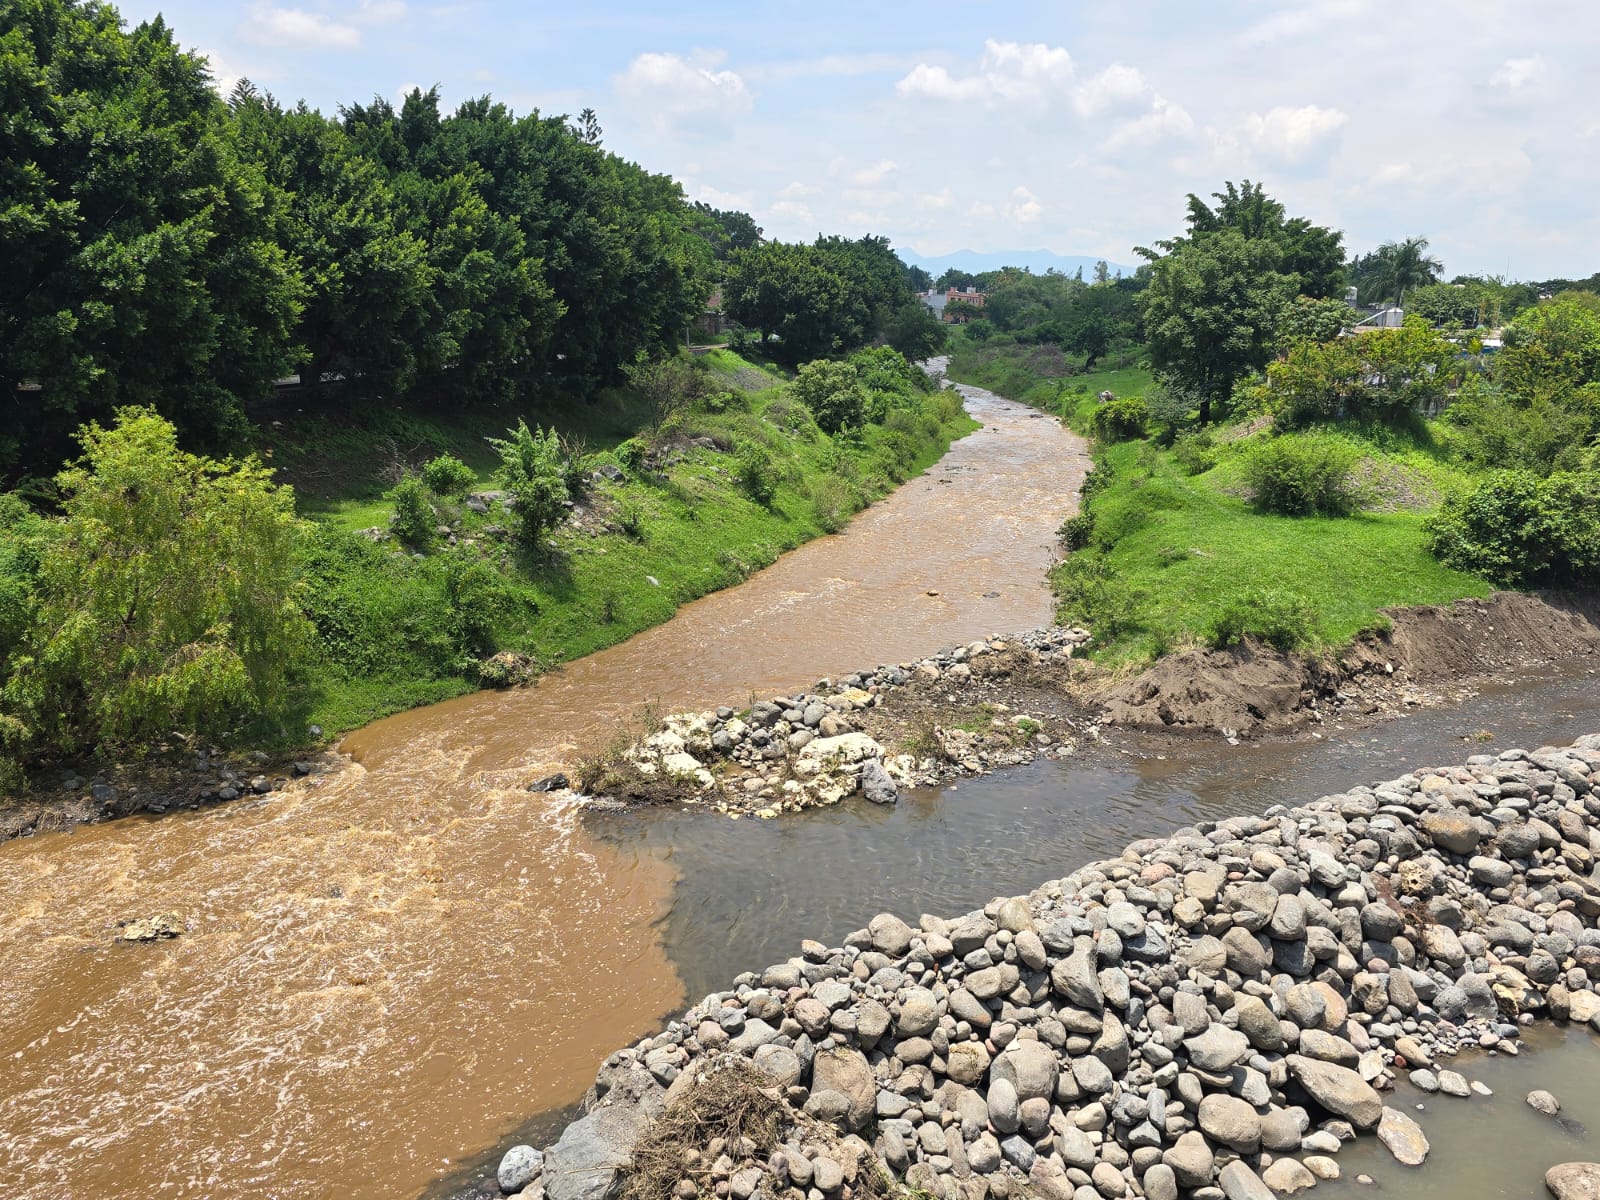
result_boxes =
[1100,591,1600,739]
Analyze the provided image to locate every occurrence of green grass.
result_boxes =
[275,352,978,735]
[1056,427,1492,665]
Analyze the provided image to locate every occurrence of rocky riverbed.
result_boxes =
[574,628,1095,817]
[496,734,1600,1200]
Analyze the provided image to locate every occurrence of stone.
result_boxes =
[1304,1156,1340,1182]
[987,1077,1021,1134]
[1144,1163,1180,1200]
[1419,810,1485,854]
[1376,1107,1429,1166]
[1527,1090,1562,1117]
[1053,948,1104,1011]
[897,988,940,1037]
[812,1156,844,1193]
[1286,1056,1383,1129]
[947,1041,991,1086]
[1185,1024,1251,1072]
[497,1145,543,1194]
[810,1048,875,1131]
[1218,1161,1277,1200]
[868,912,914,957]
[1198,1094,1262,1153]
[992,1039,1059,1102]
[1546,1163,1600,1200]
[1163,1131,1215,1189]
[543,1103,651,1200]
[1092,1160,1129,1198]
[1261,1158,1318,1195]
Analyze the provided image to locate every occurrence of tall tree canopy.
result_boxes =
[2,0,721,478]
[1136,182,1331,423]
[1,0,302,470]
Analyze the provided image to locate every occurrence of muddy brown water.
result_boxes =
[0,374,1090,1200]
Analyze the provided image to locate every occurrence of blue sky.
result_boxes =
[121,1,1600,279]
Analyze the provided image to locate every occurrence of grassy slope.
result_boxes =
[257,352,978,734]
[943,338,1490,665]
[1072,432,1490,664]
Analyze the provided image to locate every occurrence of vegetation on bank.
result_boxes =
[944,187,1600,668]
[0,348,972,787]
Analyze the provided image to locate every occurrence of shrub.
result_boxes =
[793,360,867,434]
[808,473,855,533]
[734,442,777,505]
[487,420,570,551]
[420,453,477,498]
[1059,511,1095,550]
[1081,454,1116,499]
[1244,434,1362,516]
[1052,553,1141,640]
[1207,588,1318,653]
[388,474,436,549]
[1089,396,1148,443]
[616,438,648,472]
[1171,432,1218,475]
[2,408,312,755]
[1425,468,1600,585]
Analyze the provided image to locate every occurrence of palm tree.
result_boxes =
[1375,236,1443,308]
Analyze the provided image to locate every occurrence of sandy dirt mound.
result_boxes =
[1347,591,1600,681]
[1101,591,1600,738]
[1098,640,1334,737]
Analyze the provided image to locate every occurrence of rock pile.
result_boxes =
[601,629,1090,816]
[504,735,1600,1200]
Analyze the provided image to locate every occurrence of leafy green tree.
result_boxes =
[1497,292,1600,404]
[1426,468,1600,584]
[1268,317,1453,424]
[488,420,569,551]
[1405,283,1482,329]
[1139,230,1294,424]
[1275,296,1358,346]
[793,360,867,434]
[2,408,312,756]
[691,201,763,260]
[723,242,859,365]
[2,1,303,472]
[1183,181,1345,299]
[1365,236,1443,307]
[883,299,947,361]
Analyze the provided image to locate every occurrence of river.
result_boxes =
[6,371,1598,1200]
[0,371,1089,1199]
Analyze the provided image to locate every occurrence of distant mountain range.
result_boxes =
[901,248,1140,279]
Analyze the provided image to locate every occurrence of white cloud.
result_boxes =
[615,51,752,125]
[1102,95,1195,152]
[1007,186,1043,225]
[1072,64,1148,118]
[688,183,753,211]
[1241,104,1348,163]
[777,180,821,199]
[769,199,814,223]
[1239,0,1369,46]
[241,3,362,49]
[895,39,1076,109]
[198,46,244,96]
[1491,55,1545,92]
[358,0,407,22]
[849,159,899,186]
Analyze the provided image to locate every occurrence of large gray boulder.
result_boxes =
[543,1104,651,1200]
[1546,1163,1600,1200]
[1287,1055,1383,1129]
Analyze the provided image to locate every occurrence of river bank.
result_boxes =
[573,588,1600,818]
[0,374,1090,1200]
[502,734,1600,1200]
